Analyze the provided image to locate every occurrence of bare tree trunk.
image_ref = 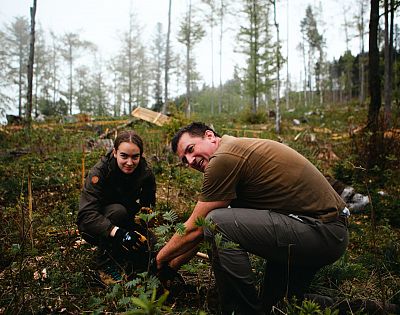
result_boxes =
[384,0,390,128]
[26,0,37,129]
[18,48,23,117]
[302,41,307,107]
[128,12,134,114]
[299,70,303,105]
[251,0,258,114]
[210,9,215,115]
[285,0,289,110]
[383,0,394,128]
[358,0,366,105]
[51,33,57,108]
[162,0,172,114]
[308,50,312,105]
[389,0,394,111]
[218,0,224,114]
[185,0,192,118]
[68,44,73,115]
[319,49,323,106]
[273,0,280,134]
[367,0,382,169]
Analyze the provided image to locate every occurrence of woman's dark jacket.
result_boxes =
[77,149,156,240]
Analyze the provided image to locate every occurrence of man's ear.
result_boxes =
[113,148,117,158]
[204,130,215,139]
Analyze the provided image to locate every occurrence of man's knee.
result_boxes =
[205,208,226,223]
[204,208,229,240]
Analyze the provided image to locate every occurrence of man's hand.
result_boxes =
[114,228,148,252]
[149,257,185,289]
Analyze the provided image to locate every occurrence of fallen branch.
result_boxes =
[98,119,135,139]
[196,252,209,260]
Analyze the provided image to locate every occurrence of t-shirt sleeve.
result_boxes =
[199,153,245,202]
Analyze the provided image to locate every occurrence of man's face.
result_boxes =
[113,142,141,174]
[176,130,217,173]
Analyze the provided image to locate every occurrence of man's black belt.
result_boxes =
[317,207,350,224]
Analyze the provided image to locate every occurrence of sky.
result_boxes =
[0,0,363,114]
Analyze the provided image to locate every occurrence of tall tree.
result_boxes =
[177,0,206,117]
[75,65,92,113]
[297,40,308,106]
[217,0,228,114]
[342,6,354,101]
[340,50,355,102]
[271,0,281,133]
[5,17,30,117]
[383,0,396,128]
[108,57,124,116]
[26,0,37,128]
[285,0,290,110]
[33,27,50,118]
[151,23,165,111]
[367,0,382,168]
[91,55,109,116]
[0,30,12,118]
[202,0,218,114]
[355,0,368,105]
[162,0,172,114]
[60,32,94,115]
[118,11,149,113]
[300,5,324,106]
[135,45,151,108]
[237,0,272,113]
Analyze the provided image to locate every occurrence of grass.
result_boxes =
[0,105,399,314]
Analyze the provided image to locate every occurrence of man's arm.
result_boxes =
[156,199,230,269]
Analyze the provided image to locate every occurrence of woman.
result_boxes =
[77,130,156,283]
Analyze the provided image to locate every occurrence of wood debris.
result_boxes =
[131,107,170,126]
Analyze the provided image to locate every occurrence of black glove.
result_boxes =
[114,227,148,252]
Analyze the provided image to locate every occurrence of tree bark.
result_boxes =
[185,0,192,118]
[384,0,394,128]
[162,0,172,114]
[368,0,381,131]
[367,0,382,168]
[358,0,366,105]
[218,0,224,114]
[26,0,37,129]
[285,0,289,110]
[272,0,281,134]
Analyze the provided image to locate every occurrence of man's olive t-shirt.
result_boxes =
[199,135,345,216]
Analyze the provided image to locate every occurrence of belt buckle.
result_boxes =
[341,207,351,217]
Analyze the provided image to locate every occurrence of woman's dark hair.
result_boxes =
[171,122,219,153]
[114,130,144,155]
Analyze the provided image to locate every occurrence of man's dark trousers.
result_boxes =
[204,208,348,314]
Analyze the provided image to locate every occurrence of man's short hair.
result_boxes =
[171,122,220,153]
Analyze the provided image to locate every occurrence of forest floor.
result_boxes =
[0,105,400,314]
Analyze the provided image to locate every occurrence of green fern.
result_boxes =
[155,224,172,236]
[162,210,178,223]
[126,288,171,315]
[175,222,186,235]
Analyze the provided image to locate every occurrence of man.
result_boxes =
[156,122,349,314]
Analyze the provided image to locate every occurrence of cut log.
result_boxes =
[131,107,170,126]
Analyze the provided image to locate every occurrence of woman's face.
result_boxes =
[113,142,141,174]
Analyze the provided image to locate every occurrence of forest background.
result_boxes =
[1,0,400,314]
[1,0,395,122]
